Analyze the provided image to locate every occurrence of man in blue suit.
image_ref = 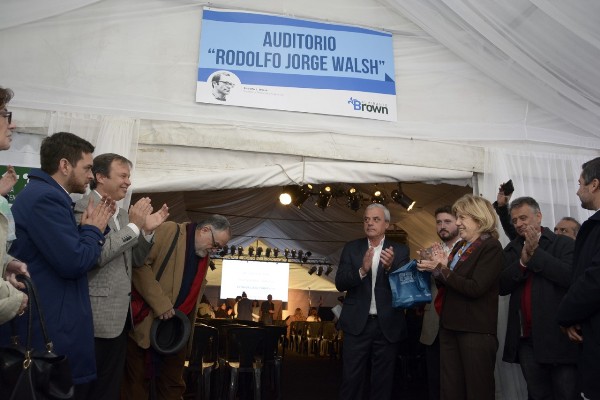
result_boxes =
[335,203,409,400]
[7,132,114,398]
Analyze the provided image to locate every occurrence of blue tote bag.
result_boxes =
[388,259,432,308]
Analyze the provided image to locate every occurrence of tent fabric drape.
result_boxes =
[380,0,600,140]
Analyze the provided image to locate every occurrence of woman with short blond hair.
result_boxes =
[418,194,503,400]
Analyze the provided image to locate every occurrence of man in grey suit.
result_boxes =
[74,153,168,400]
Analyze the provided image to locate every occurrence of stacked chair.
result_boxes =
[186,323,219,400]
[223,326,265,400]
[304,322,322,356]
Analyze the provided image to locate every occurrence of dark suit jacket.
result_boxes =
[335,237,409,343]
[557,210,600,398]
[439,236,503,335]
[501,227,578,364]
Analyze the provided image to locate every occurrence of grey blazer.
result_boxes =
[74,192,152,338]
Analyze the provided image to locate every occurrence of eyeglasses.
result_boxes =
[208,228,221,249]
[1,111,11,124]
[218,81,235,87]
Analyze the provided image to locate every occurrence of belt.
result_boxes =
[368,314,378,319]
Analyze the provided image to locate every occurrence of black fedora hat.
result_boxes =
[150,310,191,355]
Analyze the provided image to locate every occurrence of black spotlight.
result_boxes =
[347,187,362,211]
[308,266,317,275]
[230,245,236,255]
[284,248,289,258]
[265,247,272,257]
[297,250,304,261]
[316,186,333,211]
[305,251,312,259]
[371,190,385,204]
[256,247,263,257]
[391,184,416,211]
[248,246,254,256]
[209,260,216,271]
[237,246,244,256]
[293,184,313,208]
[302,256,308,263]
[291,249,297,259]
[273,248,279,257]
[219,247,227,257]
[325,265,334,276]
[317,266,324,276]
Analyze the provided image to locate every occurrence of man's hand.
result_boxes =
[0,165,18,196]
[81,195,115,232]
[5,259,29,289]
[158,308,175,320]
[520,225,540,265]
[497,186,512,207]
[143,203,169,234]
[128,197,153,230]
[380,246,395,270]
[561,325,583,343]
[361,247,375,275]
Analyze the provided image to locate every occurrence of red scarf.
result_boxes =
[177,256,208,315]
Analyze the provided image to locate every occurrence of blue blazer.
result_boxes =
[335,237,409,342]
[5,169,105,384]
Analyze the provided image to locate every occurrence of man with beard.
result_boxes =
[6,132,114,398]
[419,205,461,400]
[558,157,600,400]
[121,215,231,400]
[500,197,578,400]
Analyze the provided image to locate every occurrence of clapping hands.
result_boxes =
[81,195,116,232]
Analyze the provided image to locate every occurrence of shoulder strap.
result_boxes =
[155,225,180,282]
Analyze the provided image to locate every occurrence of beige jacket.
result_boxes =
[130,221,206,351]
[0,212,24,325]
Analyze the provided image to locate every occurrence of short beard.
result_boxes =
[65,174,87,194]
[195,249,208,258]
[438,229,459,242]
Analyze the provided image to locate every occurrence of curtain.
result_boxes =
[379,0,600,138]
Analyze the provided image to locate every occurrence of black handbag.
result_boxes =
[0,275,74,400]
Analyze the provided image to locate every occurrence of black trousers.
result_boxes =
[439,327,497,400]
[425,335,441,400]
[75,328,128,400]
[339,317,400,400]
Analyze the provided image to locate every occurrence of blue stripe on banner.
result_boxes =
[199,68,396,95]
[203,9,391,38]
